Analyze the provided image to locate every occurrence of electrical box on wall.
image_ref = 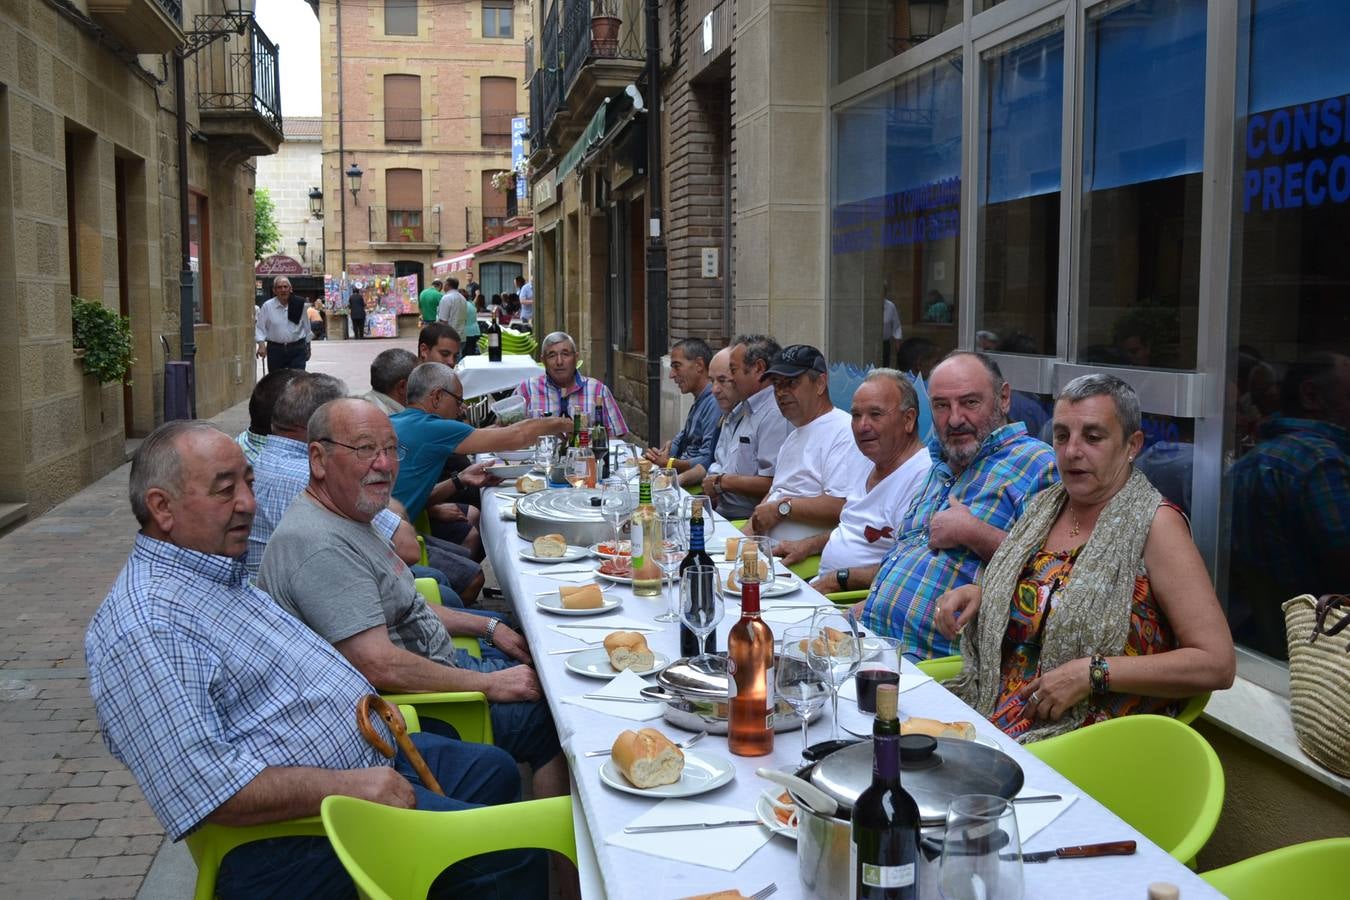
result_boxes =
[701,248,719,278]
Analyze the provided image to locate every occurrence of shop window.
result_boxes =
[483,0,513,38]
[189,192,211,324]
[480,77,516,148]
[833,1,962,85]
[384,75,422,143]
[1223,0,1350,661]
[1077,0,1206,370]
[976,23,1063,357]
[829,51,963,370]
[385,0,417,36]
[386,169,424,241]
[479,261,522,299]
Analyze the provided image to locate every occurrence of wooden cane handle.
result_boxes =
[356,695,445,796]
[357,695,396,758]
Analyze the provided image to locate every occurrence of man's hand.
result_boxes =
[429,503,468,523]
[488,621,532,664]
[773,538,813,566]
[342,766,416,810]
[928,497,977,551]
[643,441,672,466]
[701,473,721,502]
[484,665,543,703]
[748,498,785,535]
[459,460,503,488]
[255,341,266,359]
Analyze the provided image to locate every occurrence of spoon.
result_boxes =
[585,730,709,758]
[755,767,839,816]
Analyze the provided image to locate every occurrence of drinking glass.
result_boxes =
[565,447,595,488]
[854,635,901,715]
[777,627,829,765]
[681,495,719,541]
[599,477,635,548]
[731,535,777,592]
[533,434,558,473]
[653,512,688,623]
[653,464,682,516]
[806,607,863,741]
[679,564,724,671]
[939,795,1024,900]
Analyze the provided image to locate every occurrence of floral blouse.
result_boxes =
[989,543,1180,739]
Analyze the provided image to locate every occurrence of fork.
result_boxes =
[584,729,709,757]
[747,883,777,900]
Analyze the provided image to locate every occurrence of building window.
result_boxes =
[384,74,422,143]
[482,170,516,241]
[386,169,424,242]
[1077,0,1207,370]
[385,0,417,36]
[189,192,211,324]
[833,1,962,85]
[1224,0,1350,661]
[479,261,522,298]
[976,23,1064,358]
[480,76,516,148]
[483,0,513,38]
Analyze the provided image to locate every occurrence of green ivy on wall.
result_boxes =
[71,296,135,385]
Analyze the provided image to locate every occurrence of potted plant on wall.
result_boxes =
[490,169,516,193]
[71,295,135,384]
[591,0,621,57]
[400,226,417,241]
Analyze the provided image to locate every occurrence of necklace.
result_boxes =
[1068,506,1082,539]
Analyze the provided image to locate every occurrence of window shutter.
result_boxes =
[384,75,422,142]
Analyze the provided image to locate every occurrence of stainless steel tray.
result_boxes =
[515,488,614,546]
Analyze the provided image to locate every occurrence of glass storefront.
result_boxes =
[833,1,964,85]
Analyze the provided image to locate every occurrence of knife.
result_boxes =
[1020,840,1136,863]
[624,819,763,834]
[582,693,658,703]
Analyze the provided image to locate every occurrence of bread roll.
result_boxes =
[796,626,856,656]
[604,631,655,672]
[559,584,605,609]
[725,537,741,561]
[901,716,976,741]
[726,558,770,592]
[611,728,685,788]
[516,475,546,493]
[532,533,567,557]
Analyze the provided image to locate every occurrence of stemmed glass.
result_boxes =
[653,512,688,623]
[938,795,1024,900]
[565,446,595,488]
[533,434,558,474]
[599,477,635,549]
[777,627,829,765]
[679,564,724,671]
[806,607,863,741]
[653,464,682,516]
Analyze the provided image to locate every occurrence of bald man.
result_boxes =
[254,276,311,371]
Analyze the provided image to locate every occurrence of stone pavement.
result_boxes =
[0,338,418,898]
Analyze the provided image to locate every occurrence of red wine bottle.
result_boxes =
[486,309,503,362]
[678,498,716,658]
[850,684,920,899]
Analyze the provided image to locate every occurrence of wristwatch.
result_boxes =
[835,568,849,590]
[777,499,792,519]
[450,472,466,493]
[483,618,500,646]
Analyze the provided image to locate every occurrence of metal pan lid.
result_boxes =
[656,657,732,701]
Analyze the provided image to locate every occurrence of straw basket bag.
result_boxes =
[1283,593,1350,777]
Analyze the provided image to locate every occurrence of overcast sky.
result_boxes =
[255,0,321,117]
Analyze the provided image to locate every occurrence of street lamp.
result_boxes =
[346,162,363,205]
[296,237,307,262]
[308,186,324,219]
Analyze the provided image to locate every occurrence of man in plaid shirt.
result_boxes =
[513,331,630,436]
[852,352,1058,659]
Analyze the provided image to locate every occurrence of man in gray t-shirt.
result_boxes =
[258,398,566,800]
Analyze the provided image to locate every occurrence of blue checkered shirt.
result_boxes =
[670,384,720,471]
[246,435,400,577]
[862,423,1058,659]
[86,535,384,841]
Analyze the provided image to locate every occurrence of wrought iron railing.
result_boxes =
[367,206,441,244]
[524,35,535,82]
[538,2,561,137]
[561,0,646,93]
[156,0,183,25]
[462,206,517,247]
[194,16,283,136]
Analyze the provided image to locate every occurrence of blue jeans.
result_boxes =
[439,651,562,771]
[214,733,547,899]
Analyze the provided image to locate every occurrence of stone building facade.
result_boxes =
[0,0,281,519]
[255,116,324,273]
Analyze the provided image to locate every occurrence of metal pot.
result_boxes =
[515,489,613,546]
[637,656,820,735]
[791,735,1024,900]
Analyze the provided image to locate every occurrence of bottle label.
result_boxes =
[631,520,645,561]
[862,862,914,889]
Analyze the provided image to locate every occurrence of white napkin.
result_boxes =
[1014,786,1078,844]
[552,617,664,644]
[537,570,600,583]
[561,668,664,721]
[607,799,771,871]
[760,606,818,626]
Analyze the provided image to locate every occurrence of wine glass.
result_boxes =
[533,434,558,474]
[806,607,863,741]
[733,535,778,590]
[938,794,1024,900]
[855,635,901,715]
[599,477,635,549]
[653,464,682,516]
[565,447,594,488]
[679,564,724,671]
[777,627,829,765]
[653,512,688,623]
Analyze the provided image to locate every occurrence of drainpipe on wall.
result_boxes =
[174,53,196,411]
[644,0,667,446]
[337,0,348,273]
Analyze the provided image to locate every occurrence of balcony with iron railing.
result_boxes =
[561,0,647,94]
[88,0,184,53]
[460,203,519,249]
[194,16,284,158]
[367,206,442,249]
[530,0,563,151]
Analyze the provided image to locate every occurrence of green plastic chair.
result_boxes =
[1176,691,1210,726]
[824,588,869,607]
[1200,837,1350,900]
[916,654,963,683]
[321,794,577,900]
[1026,714,1224,865]
[185,704,422,900]
[413,577,481,659]
[787,553,822,582]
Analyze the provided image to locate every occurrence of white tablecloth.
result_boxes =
[479,486,1224,900]
[455,354,543,400]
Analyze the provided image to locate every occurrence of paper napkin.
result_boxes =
[607,799,771,872]
[1014,786,1078,843]
[561,668,664,721]
[551,617,665,644]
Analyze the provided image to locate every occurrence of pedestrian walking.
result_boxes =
[349,287,367,339]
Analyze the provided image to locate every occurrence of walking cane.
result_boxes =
[356,694,445,796]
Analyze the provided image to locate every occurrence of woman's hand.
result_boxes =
[1017,658,1092,722]
[934,584,982,640]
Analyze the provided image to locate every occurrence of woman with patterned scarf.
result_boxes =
[935,374,1235,743]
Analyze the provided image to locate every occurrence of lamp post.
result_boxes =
[296,237,307,265]
[346,162,363,205]
[308,186,324,275]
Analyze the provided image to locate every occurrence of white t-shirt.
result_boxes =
[819,449,933,573]
[519,281,534,322]
[882,298,902,341]
[765,407,871,540]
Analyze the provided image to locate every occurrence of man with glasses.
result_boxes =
[513,331,629,436]
[702,334,792,520]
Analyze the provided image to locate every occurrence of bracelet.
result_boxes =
[1088,653,1110,698]
[450,473,466,493]
[714,474,724,493]
[484,618,499,646]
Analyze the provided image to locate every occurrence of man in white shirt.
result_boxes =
[747,344,870,539]
[254,277,311,371]
[774,368,932,593]
[515,275,534,327]
[882,289,903,366]
[435,277,470,337]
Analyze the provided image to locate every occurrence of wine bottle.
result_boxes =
[728,542,774,757]
[678,497,717,658]
[591,422,610,480]
[570,413,582,448]
[631,460,663,597]
[850,684,920,900]
[486,309,503,362]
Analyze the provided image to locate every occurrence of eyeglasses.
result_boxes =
[321,439,406,462]
[438,389,464,405]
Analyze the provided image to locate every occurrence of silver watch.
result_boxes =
[777,499,792,518]
[484,618,499,645]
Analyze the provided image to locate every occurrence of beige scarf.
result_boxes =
[949,468,1161,743]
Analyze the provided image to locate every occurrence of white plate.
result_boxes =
[494,450,536,463]
[485,463,534,478]
[564,647,671,680]
[595,568,680,586]
[723,579,802,599]
[519,545,589,563]
[588,541,632,560]
[599,749,736,798]
[755,789,798,840]
[534,593,622,616]
[861,636,889,659]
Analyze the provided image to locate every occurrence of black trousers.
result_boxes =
[266,341,307,372]
[350,316,365,339]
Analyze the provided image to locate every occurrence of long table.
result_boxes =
[479,485,1224,900]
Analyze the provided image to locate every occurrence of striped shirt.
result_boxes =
[234,430,266,466]
[246,435,402,577]
[85,535,383,841]
[862,422,1058,659]
[513,372,629,436]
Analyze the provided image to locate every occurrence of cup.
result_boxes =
[855,635,901,714]
[938,795,1024,900]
